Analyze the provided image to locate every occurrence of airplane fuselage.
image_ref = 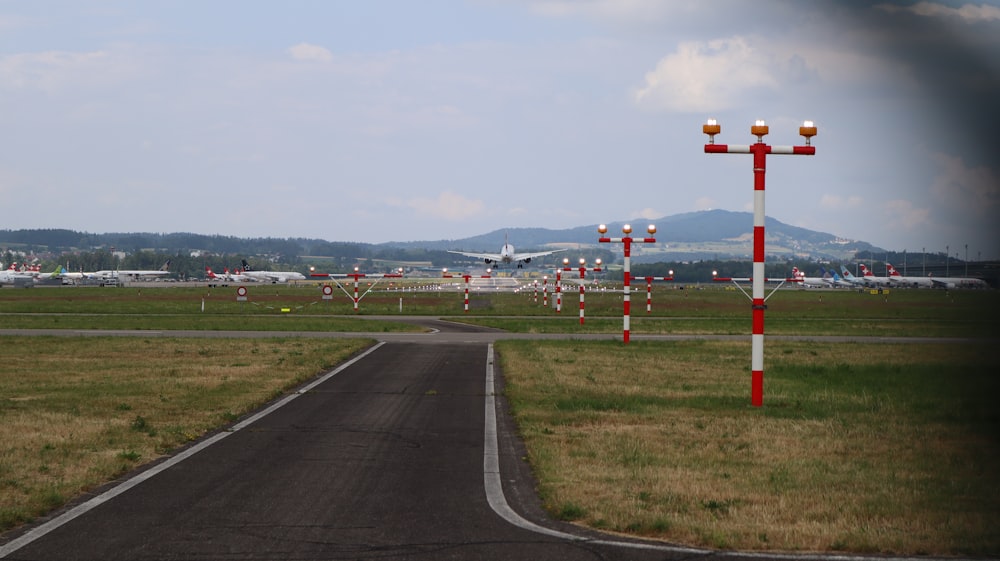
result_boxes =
[498,244,515,264]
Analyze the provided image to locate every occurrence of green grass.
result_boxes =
[496,339,1000,555]
[1,285,998,554]
[3,285,997,337]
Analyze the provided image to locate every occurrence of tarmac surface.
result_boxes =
[0,320,983,560]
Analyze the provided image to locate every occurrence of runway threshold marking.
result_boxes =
[0,342,386,559]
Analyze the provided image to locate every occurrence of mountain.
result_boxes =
[383,210,884,262]
[0,211,884,264]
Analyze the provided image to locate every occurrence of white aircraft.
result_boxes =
[89,260,173,280]
[239,259,306,282]
[886,263,934,288]
[823,269,853,288]
[205,266,252,283]
[927,274,988,289]
[447,233,566,268]
[56,267,86,281]
[838,266,871,287]
[0,264,37,285]
[792,266,831,288]
[0,263,63,284]
[859,264,893,287]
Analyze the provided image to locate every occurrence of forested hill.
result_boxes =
[1,210,885,263]
[0,229,337,257]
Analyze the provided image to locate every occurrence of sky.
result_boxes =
[1,1,998,259]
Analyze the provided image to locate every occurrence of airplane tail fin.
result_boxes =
[160,259,171,271]
[241,259,253,271]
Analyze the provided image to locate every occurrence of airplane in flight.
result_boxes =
[239,260,306,283]
[447,233,566,268]
[886,263,934,288]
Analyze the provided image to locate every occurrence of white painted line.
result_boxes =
[0,342,385,558]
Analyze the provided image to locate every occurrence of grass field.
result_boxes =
[496,339,999,555]
[1,285,998,555]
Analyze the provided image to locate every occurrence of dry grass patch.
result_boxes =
[497,339,1000,556]
[0,336,374,533]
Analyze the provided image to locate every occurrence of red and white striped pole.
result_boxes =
[555,269,563,313]
[442,268,491,313]
[598,224,656,344]
[542,276,548,308]
[464,275,470,312]
[640,273,674,313]
[347,271,364,311]
[557,258,603,324]
[704,118,817,407]
[311,267,404,313]
[576,260,603,324]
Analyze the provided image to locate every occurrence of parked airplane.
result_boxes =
[0,263,62,284]
[447,233,566,268]
[206,267,247,282]
[838,266,871,287]
[859,264,893,287]
[886,263,934,288]
[239,260,306,282]
[821,271,851,288]
[89,260,173,280]
[57,267,85,281]
[927,275,988,289]
[0,265,36,285]
[792,267,831,288]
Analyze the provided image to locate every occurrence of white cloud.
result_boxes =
[634,207,663,219]
[386,191,485,221]
[694,196,716,210]
[286,43,333,62]
[883,199,931,232]
[0,50,116,92]
[633,37,781,112]
[875,2,1000,23]
[820,194,863,209]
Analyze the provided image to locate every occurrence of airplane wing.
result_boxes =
[447,250,504,261]
[512,249,566,262]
